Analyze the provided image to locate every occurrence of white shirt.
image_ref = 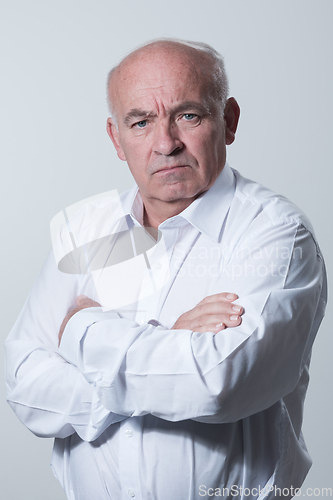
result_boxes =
[5,163,327,500]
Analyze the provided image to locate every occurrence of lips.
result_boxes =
[154,165,188,174]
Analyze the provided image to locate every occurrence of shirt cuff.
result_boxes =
[59,307,120,367]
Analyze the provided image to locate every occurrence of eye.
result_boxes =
[180,113,201,125]
[183,113,196,120]
[134,120,147,128]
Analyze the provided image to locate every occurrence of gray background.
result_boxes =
[1,1,332,498]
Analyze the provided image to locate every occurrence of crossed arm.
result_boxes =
[5,221,326,440]
[58,292,244,345]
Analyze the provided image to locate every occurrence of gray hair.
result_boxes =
[106,37,229,122]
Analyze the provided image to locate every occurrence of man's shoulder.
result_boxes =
[50,189,133,268]
[231,168,315,234]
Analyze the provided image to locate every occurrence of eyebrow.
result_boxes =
[123,109,154,126]
[173,101,211,116]
[123,101,211,126]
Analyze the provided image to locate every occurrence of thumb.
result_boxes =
[76,295,88,306]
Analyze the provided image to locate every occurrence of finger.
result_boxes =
[191,312,242,332]
[192,315,243,334]
[201,315,242,334]
[224,292,239,301]
[76,294,88,303]
[231,304,243,315]
[58,309,78,345]
[172,312,243,332]
[199,292,239,305]
[215,313,243,329]
[58,299,101,347]
[76,296,101,308]
[186,301,243,321]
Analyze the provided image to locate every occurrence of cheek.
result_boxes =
[186,126,220,158]
[121,136,151,163]
[122,142,152,184]
[203,129,226,159]
[192,139,216,166]
[192,135,226,179]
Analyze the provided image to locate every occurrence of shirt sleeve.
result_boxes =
[5,251,129,441]
[57,221,327,425]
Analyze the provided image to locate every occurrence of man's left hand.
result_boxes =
[58,295,101,346]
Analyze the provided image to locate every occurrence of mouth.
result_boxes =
[154,165,188,174]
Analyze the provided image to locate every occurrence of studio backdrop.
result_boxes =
[1,1,332,499]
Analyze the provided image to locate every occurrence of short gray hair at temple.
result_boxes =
[106,38,229,125]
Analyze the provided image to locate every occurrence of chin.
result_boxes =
[157,183,200,203]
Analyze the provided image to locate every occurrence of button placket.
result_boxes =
[119,418,143,500]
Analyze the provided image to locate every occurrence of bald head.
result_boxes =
[106,38,229,124]
[105,38,240,225]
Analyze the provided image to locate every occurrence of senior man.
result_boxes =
[6,39,327,500]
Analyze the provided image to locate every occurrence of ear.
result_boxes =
[106,118,127,161]
[224,98,240,145]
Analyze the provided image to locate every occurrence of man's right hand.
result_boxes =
[172,293,243,334]
[58,295,101,346]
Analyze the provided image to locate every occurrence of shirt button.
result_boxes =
[152,261,162,270]
[125,429,133,438]
[140,317,148,325]
[128,489,135,497]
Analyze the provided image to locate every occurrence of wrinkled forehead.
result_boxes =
[109,46,214,117]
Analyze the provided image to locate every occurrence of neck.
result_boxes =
[142,197,195,229]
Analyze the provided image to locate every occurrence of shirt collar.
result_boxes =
[120,162,236,242]
[180,162,236,242]
[120,185,143,225]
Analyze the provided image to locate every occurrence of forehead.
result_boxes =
[111,48,209,116]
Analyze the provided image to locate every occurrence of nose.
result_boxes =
[152,122,183,156]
